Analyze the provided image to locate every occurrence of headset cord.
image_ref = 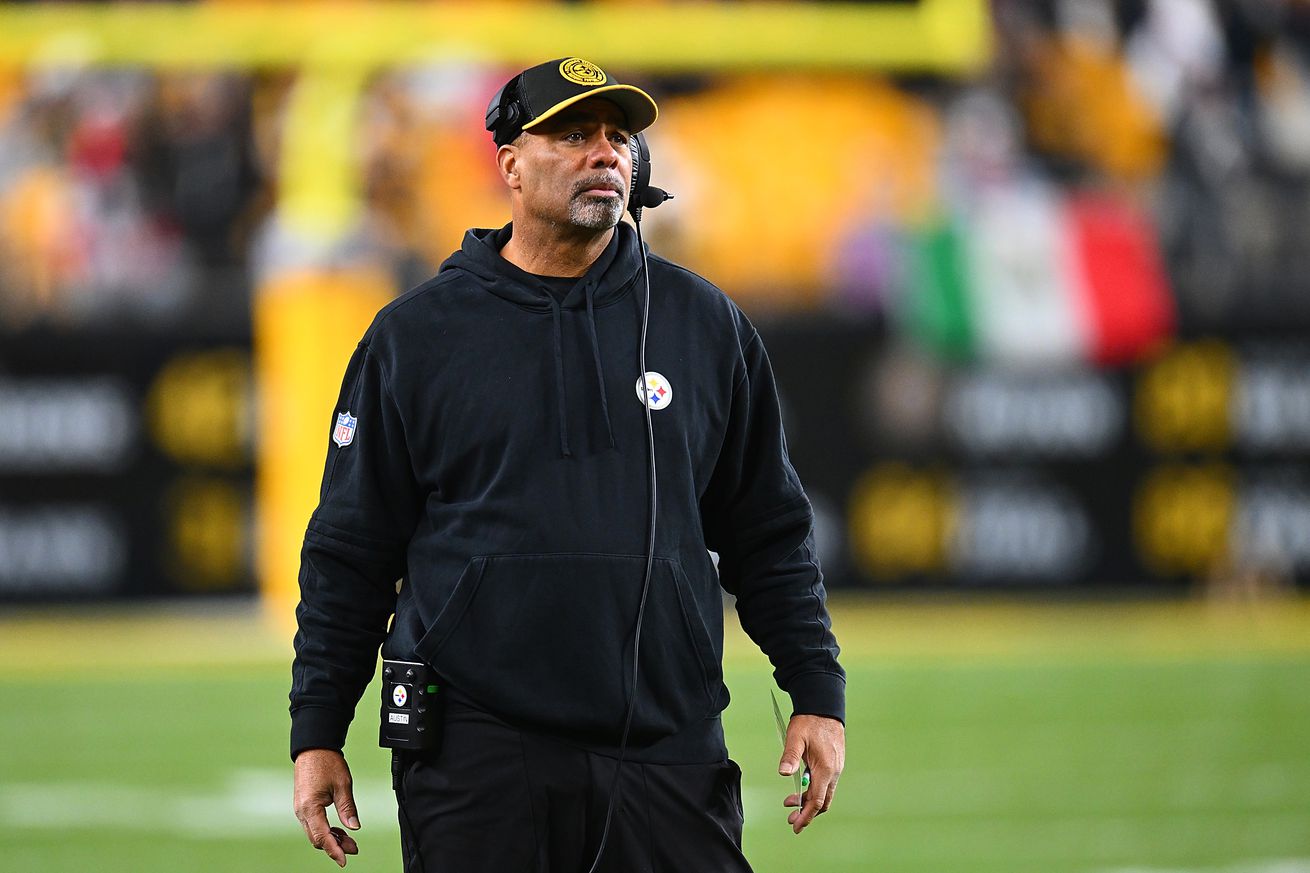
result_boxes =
[583,217,658,873]
[392,751,428,873]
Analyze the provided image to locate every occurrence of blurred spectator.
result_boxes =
[133,72,261,271]
[0,70,199,329]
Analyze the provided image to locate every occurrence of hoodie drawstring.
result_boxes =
[584,284,618,450]
[546,285,618,458]
[548,296,572,458]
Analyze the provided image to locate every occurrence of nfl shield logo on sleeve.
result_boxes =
[332,412,357,448]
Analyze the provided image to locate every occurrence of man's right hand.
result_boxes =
[293,749,362,867]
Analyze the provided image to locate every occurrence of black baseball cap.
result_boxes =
[485,57,659,147]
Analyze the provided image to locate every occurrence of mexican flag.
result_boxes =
[907,180,1174,366]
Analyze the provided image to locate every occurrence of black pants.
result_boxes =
[395,697,754,873]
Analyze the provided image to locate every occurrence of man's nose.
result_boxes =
[587,136,622,168]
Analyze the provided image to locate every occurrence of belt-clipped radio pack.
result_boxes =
[378,659,442,751]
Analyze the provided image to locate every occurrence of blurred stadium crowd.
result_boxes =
[3,0,1310,601]
[0,0,1308,345]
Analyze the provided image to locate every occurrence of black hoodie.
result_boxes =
[290,221,845,764]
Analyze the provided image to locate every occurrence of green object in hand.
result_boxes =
[771,689,812,796]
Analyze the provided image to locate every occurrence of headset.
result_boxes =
[487,81,672,873]
[627,131,674,221]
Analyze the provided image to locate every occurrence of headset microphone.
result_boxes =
[627,132,673,222]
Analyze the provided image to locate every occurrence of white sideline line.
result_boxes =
[0,769,397,837]
[6,770,1309,873]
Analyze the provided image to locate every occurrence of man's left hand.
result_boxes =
[778,714,845,834]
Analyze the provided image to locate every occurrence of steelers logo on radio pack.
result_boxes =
[635,372,673,410]
[392,684,408,707]
[559,58,607,86]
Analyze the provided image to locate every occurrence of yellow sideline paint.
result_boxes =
[1,597,1307,678]
[808,595,1310,665]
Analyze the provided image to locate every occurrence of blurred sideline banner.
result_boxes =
[6,318,1309,602]
[765,320,1310,594]
[0,330,255,602]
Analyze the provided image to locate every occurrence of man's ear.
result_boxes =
[497,144,522,191]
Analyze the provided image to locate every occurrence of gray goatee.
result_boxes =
[568,176,626,229]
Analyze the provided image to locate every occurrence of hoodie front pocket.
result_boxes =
[415,552,719,743]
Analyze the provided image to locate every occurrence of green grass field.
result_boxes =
[2,596,1308,873]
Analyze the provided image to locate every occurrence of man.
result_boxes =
[291,57,845,871]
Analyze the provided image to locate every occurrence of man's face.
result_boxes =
[507,98,633,231]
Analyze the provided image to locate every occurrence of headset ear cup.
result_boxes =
[484,83,507,133]
[628,132,651,221]
[486,76,525,146]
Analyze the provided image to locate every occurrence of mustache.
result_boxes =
[572,174,626,198]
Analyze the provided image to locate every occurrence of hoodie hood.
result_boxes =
[437,221,645,458]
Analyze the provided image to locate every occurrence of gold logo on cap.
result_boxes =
[559,58,607,86]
